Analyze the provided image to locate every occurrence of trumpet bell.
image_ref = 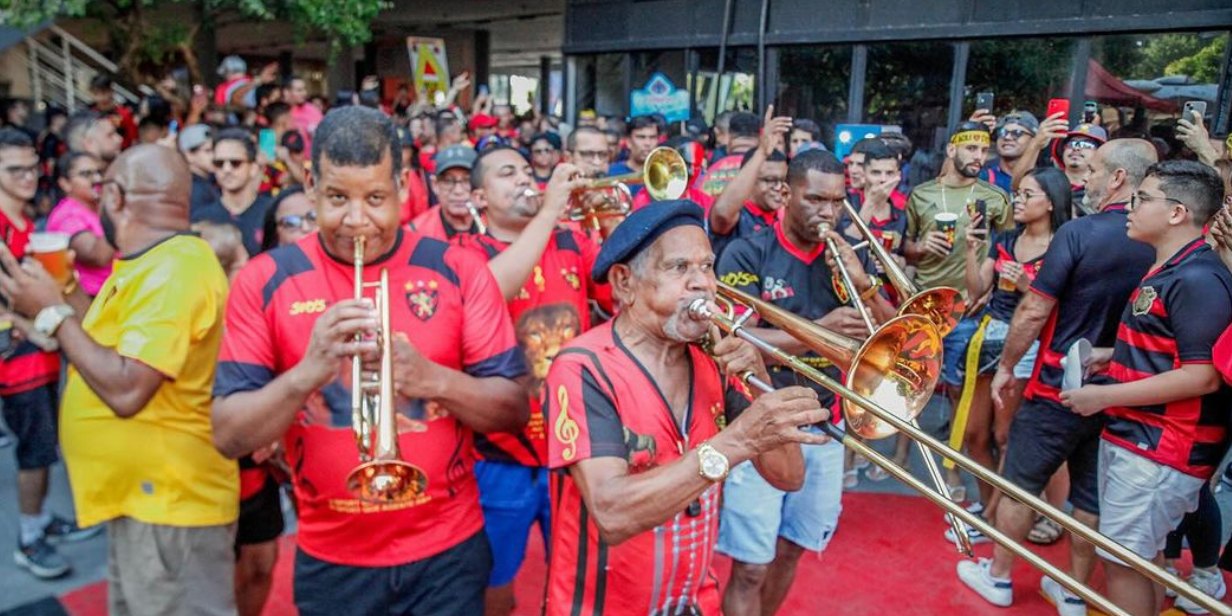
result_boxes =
[346,459,428,504]
[844,314,944,439]
[900,288,967,338]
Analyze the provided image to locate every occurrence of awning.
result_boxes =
[1085,58,1178,112]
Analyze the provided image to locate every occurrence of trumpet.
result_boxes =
[566,146,689,227]
[817,222,972,554]
[695,287,1230,616]
[348,236,426,504]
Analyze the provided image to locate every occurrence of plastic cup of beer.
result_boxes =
[28,232,72,286]
[997,270,1018,292]
[934,212,959,249]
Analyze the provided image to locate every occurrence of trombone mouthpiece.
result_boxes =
[687,298,711,317]
[817,222,832,235]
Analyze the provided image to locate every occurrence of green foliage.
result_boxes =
[1097,32,1228,83]
[1165,36,1226,83]
[0,0,89,29]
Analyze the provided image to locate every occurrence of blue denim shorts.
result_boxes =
[716,433,844,565]
[941,315,981,387]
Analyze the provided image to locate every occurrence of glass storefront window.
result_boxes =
[776,45,852,148]
[575,53,627,117]
[1090,31,1228,145]
[865,41,955,154]
[965,38,1077,121]
[694,48,757,124]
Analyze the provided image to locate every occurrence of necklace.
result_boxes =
[939,182,978,216]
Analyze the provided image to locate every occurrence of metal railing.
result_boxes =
[25,24,140,112]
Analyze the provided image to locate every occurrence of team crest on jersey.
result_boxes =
[761,276,795,301]
[1132,285,1158,317]
[561,266,581,290]
[405,280,439,320]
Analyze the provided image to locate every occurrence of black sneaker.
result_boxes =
[43,515,103,544]
[14,536,71,579]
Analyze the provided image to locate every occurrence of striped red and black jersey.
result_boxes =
[544,322,725,616]
[409,205,481,242]
[0,210,59,396]
[213,230,525,567]
[1024,204,1153,407]
[1098,239,1232,478]
[455,228,611,467]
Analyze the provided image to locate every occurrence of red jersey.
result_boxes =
[632,184,714,215]
[401,170,430,225]
[545,322,725,616]
[0,210,59,395]
[695,153,744,197]
[456,229,610,466]
[90,104,138,150]
[214,230,525,566]
[409,205,480,242]
[1099,239,1232,478]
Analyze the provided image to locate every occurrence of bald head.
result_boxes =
[1101,138,1158,189]
[109,144,192,213]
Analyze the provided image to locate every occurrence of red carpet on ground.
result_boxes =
[54,492,1216,616]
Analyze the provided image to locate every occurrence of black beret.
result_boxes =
[591,200,706,283]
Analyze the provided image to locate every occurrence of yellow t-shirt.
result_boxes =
[61,234,238,528]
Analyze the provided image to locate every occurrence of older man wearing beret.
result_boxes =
[542,200,830,616]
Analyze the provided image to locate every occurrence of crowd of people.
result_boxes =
[0,50,1231,616]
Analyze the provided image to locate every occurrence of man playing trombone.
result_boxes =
[714,148,897,616]
[210,106,530,616]
[543,201,831,616]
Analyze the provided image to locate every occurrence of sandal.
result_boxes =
[843,468,859,489]
[1027,516,1064,545]
[866,464,891,482]
[946,483,967,503]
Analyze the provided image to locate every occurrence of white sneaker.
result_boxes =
[945,522,992,546]
[1040,575,1087,616]
[957,558,1012,607]
[1175,568,1228,614]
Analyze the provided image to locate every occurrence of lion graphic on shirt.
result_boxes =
[516,304,581,390]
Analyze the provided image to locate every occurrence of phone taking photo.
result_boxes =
[1183,101,1208,122]
[976,92,994,113]
[1046,98,1070,121]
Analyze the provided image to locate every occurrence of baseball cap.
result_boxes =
[996,111,1040,135]
[281,130,304,154]
[217,55,247,78]
[469,113,498,131]
[435,145,477,176]
[177,124,212,152]
[1051,123,1108,166]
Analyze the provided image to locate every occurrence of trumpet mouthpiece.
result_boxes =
[523,188,539,198]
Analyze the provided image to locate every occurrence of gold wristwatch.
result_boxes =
[696,443,730,482]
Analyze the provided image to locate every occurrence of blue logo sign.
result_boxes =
[631,73,691,123]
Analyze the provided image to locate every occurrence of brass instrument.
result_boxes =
[841,200,966,336]
[694,287,1231,616]
[566,146,689,228]
[348,236,426,504]
[465,201,487,235]
[817,222,972,556]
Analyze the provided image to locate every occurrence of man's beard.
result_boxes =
[953,157,981,179]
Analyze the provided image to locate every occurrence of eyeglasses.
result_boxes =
[1129,191,1187,212]
[1066,140,1098,151]
[998,129,1030,140]
[277,211,317,230]
[1012,190,1043,201]
[436,177,471,191]
[213,158,249,170]
[574,150,608,161]
[2,164,37,179]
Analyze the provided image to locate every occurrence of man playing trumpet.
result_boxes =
[211,106,529,616]
[544,201,831,615]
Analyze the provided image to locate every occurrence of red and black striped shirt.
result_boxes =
[0,210,59,396]
[1024,204,1154,407]
[1099,239,1232,478]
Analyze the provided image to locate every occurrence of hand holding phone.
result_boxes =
[976,92,994,114]
[1046,98,1070,123]
[1183,101,1208,123]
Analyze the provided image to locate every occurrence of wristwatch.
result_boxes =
[696,443,730,482]
[33,304,75,338]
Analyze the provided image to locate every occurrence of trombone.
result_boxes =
[818,222,973,556]
[566,146,689,228]
[348,236,427,504]
[698,285,1231,616]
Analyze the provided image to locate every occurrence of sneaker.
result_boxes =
[1175,568,1228,614]
[1166,565,1181,599]
[946,521,992,546]
[43,515,103,545]
[957,558,1012,607]
[1040,575,1087,616]
[945,501,984,522]
[13,536,70,579]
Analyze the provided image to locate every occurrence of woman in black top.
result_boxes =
[950,167,1071,543]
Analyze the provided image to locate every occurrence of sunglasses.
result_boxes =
[277,211,318,230]
[213,158,250,170]
[1066,140,1098,151]
[997,129,1031,140]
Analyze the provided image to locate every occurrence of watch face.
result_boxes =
[701,451,727,479]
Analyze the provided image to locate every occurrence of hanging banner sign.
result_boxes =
[407,37,451,102]
[631,72,690,123]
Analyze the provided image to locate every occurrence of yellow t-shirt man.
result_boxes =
[61,234,238,528]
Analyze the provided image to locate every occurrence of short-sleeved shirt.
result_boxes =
[455,228,608,466]
[979,161,1014,194]
[717,222,876,412]
[544,322,725,616]
[710,201,779,260]
[905,179,1011,292]
[60,234,237,528]
[190,193,274,257]
[0,209,59,396]
[839,201,909,256]
[46,197,112,295]
[1097,240,1232,478]
[214,230,526,567]
[632,184,715,214]
[409,205,480,242]
[985,228,1045,323]
[1025,204,1155,407]
[695,153,744,197]
[607,161,643,197]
